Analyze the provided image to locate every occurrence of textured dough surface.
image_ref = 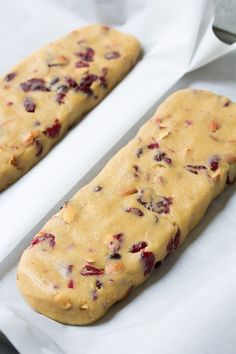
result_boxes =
[0,25,140,191]
[17,89,236,325]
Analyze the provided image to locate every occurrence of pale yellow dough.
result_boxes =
[0,25,140,191]
[17,89,236,325]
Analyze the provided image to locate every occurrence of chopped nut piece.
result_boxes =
[208,120,220,132]
[62,203,76,223]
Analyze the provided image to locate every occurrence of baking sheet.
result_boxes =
[0,0,236,353]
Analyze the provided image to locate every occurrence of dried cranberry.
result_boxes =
[23,97,36,113]
[80,264,104,276]
[67,279,74,288]
[55,85,69,104]
[154,151,166,161]
[125,207,144,217]
[147,142,159,149]
[109,233,123,255]
[20,78,49,92]
[35,139,43,157]
[136,147,143,158]
[185,165,207,175]
[154,261,162,269]
[133,165,141,172]
[164,157,172,164]
[209,156,219,171]
[109,253,121,259]
[154,151,172,164]
[104,51,121,60]
[141,251,155,276]
[92,289,98,300]
[44,119,61,138]
[75,47,95,61]
[130,241,147,253]
[50,77,60,85]
[93,185,102,192]
[4,72,16,82]
[31,233,55,248]
[65,77,79,90]
[173,228,181,249]
[96,279,103,289]
[67,264,74,273]
[137,192,173,214]
[78,74,98,95]
[224,101,230,107]
[55,92,66,104]
[167,228,181,253]
[75,60,90,68]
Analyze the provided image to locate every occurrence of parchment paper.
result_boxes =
[0,1,236,353]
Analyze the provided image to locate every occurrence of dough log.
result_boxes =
[17,89,236,324]
[0,25,140,190]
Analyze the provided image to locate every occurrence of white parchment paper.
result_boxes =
[0,1,236,353]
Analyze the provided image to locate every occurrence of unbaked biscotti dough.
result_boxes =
[0,25,140,191]
[17,89,236,325]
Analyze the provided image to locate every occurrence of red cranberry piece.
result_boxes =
[6,101,14,106]
[20,78,49,92]
[93,185,102,192]
[109,253,121,259]
[133,165,141,172]
[50,77,60,85]
[31,233,56,248]
[156,197,173,214]
[104,51,121,60]
[141,251,155,276]
[154,261,162,269]
[209,156,219,171]
[55,92,66,104]
[4,72,17,82]
[92,289,98,300]
[164,157,172,164]
[67,279,74,288]
[35,139,43,157]
[96,279,103,289]
[167,228,181,253]
[130,241,147,253]
[67,264,74,273]
[80,264,104,276]
[109,233,124,255]
[185,119,192,125]
[154,151,166,161]
[75,60,90,68]
[173,228,181,249]
[224,100,230,107]
[65,77,79,90]
[55,85,69,104]
[44,119,61,138]
[78,74,98,95]
[185,165,207,175]
[75,47,95,61]
[125,207,144,217]
[147,142,159,149]
[23,97,36,113]
[136,147,143,158]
